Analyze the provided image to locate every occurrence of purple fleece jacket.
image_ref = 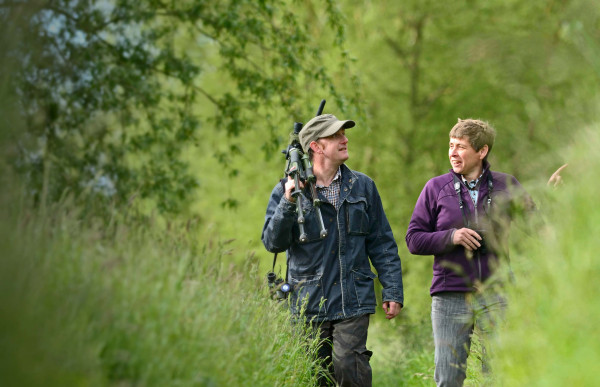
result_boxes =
[405,162,532,295]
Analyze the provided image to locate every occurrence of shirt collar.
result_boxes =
[462,172,483,191]
[316,167,341,188]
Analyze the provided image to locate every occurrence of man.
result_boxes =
[262,114,404,387]
[405,119,534,387]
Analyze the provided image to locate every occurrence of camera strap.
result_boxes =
[271,252,290,283]
[452,172,493,227]
[271,253,278,273]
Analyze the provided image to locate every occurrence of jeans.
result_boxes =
[431,291,506,387]
[311,314,373,387]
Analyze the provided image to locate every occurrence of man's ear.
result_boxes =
[479,144,489,160]
[309,140,322,154]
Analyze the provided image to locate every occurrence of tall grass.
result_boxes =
[491,124,600,385]
[0,191,322,386]
[4,138,598,386]
[368,318,436,386]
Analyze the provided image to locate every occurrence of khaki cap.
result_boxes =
[299,114,355,152]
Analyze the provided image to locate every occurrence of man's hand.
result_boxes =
[382,301,402,320]
[548,163,568,188]
[452,228,483,251]
[284,176,304,202]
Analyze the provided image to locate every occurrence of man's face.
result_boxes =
[314,128,349,165]
[449,136,487,179]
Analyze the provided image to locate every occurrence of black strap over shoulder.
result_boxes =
[452,172,494,227]
[452,174,468,226]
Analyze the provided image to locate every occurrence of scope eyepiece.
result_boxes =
[293,122,303,134]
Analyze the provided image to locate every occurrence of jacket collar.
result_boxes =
[449,160,492,185]
[339,164,357,202]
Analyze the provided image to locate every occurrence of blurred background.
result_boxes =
[1,0,599,385]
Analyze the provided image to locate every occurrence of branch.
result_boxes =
[192,24,264,72]
[383,34,410,69]
[420,84,449,110]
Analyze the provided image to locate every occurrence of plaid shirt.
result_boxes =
[316,167,342,209]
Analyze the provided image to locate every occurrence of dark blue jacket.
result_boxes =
[406,162,534,295]
[262,164,404,321]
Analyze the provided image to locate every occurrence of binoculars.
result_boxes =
[468,226,488,254]
[474,229,488,254]
[267,271,292,300]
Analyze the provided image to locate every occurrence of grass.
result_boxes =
[491,125,600,386]
[0,193,323,386]
[3,126,599,386]
[369,318,436,386]
[0,183,495,387]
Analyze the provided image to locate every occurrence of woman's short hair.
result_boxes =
[450,118,496,157]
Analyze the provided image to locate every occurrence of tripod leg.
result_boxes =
[308,183,328,239]
[292,173,305,224]
[291,173,308,243]
[314,205,328,239]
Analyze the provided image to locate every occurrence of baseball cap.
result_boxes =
[298,114,355,152]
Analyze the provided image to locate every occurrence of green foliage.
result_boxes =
[330,0,600,346]
[0,197,323,386]
[492,125,600,386]
[340,0,600,212]
[2,0,357,214]
[368,319,435,386]
[3,0,600,385]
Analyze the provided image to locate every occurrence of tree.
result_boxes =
[2,0,356,213]
[340,0,599,218]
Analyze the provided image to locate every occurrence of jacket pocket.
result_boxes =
[351,270,377,307]
[346,197,369,236]
[289,274,328,316]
